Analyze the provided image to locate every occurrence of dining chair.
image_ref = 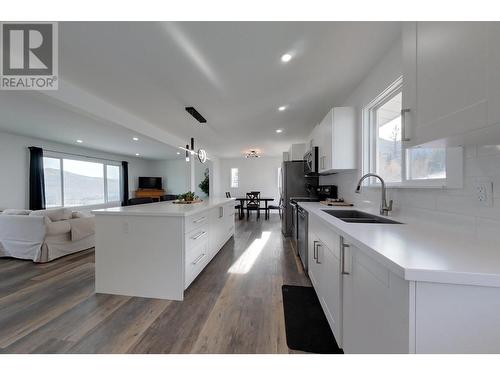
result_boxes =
[226,192,243,219]
[246,192,261,220]
[268,197,283,219]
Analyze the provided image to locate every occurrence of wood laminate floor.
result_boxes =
[0,214,311,354]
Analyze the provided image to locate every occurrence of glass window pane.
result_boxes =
[106,165,121,202]
[230,168,239,188]
[375,92,402,183]
[407,148,446,180]
[43,157,62,208]
[63,159,104,207]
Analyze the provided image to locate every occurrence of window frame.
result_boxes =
[43,151,122,209]
[362,76,458,189]
[230,167,239,189]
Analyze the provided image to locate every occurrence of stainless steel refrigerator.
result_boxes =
[280,161,318,236]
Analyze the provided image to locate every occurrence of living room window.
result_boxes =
[362,77,462,188]
[43,154,121,208]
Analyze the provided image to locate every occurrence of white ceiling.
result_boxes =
[3,22,402,159]
[0,91,183,160]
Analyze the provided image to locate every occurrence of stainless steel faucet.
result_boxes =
[355,173,393,216]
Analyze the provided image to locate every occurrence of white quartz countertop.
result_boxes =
[298,202,500,288]
[92,197,235,217]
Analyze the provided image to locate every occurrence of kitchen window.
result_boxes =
[43,154,121,208]
[362,77,462,188]
[230,168,239,188]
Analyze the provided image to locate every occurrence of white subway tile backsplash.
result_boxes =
[465,145,478,159]
[476,217,500,246]
[477,145,500,157]
[325,145,500,242]
[465,154,500,177]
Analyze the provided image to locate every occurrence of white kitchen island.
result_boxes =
[92,198,235,301]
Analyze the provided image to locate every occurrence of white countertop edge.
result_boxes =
[92,198,235,217]
[403,269,500,288]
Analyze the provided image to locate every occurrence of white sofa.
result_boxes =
[0,208,95,263]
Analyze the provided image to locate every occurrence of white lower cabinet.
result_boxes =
[308,213,500,353]
[341,244,410,354]
[185,202,235,289]
[308,218,413,353]
[308,215,343,344]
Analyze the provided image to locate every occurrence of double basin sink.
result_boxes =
[323,210,402,224]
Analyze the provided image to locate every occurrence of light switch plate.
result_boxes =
[475,180,493,207]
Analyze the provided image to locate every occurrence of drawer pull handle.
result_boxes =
[316,243,322,264]
[192,253,206,265]
[191,231,207,240]
[193,217,207,224]
[341,238,350,275]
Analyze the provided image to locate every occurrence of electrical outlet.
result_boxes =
[475,180,493,207]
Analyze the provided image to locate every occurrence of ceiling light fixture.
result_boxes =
[133,137,139,141]
[278,106,286,111]
[276,129,283,133]
[245,150,261,158]
[76,139,83,143]
[177,152,181,155]
[281,53,292,63]
[135,153,140,156]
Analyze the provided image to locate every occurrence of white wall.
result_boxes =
[319,36,500,245]
[150,159,190,195]
[218,156,281,203]
[0,130,155,210]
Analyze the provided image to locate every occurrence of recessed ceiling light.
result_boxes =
[76,139,83,143]
[176,152,181,155]
[281,53,292,63]
[135,153,140,156]
[132,137,139,141]
[276,129,283,133]
[278,106,286,111]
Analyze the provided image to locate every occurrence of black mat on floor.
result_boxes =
[282,285,343,354]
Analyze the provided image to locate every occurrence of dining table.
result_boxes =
[235,197,275,220]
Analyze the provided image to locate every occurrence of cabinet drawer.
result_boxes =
[185,212,209,233]
[185,240,209,289]
[309,214,340,259]
[185,224,209,251]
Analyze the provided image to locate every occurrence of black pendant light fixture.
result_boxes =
[183,137,207,163]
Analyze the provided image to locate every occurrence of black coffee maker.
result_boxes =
[315,185,338,200]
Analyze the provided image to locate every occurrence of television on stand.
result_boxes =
[138,177,163,190]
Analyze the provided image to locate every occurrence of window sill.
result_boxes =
[46,201,122,211]
[364,180,447,189]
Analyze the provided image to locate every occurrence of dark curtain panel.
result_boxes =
[28,146,46,210]
[121,161,129,206]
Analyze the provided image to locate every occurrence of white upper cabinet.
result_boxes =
[315,107,356,173]
[402,22,500,147]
